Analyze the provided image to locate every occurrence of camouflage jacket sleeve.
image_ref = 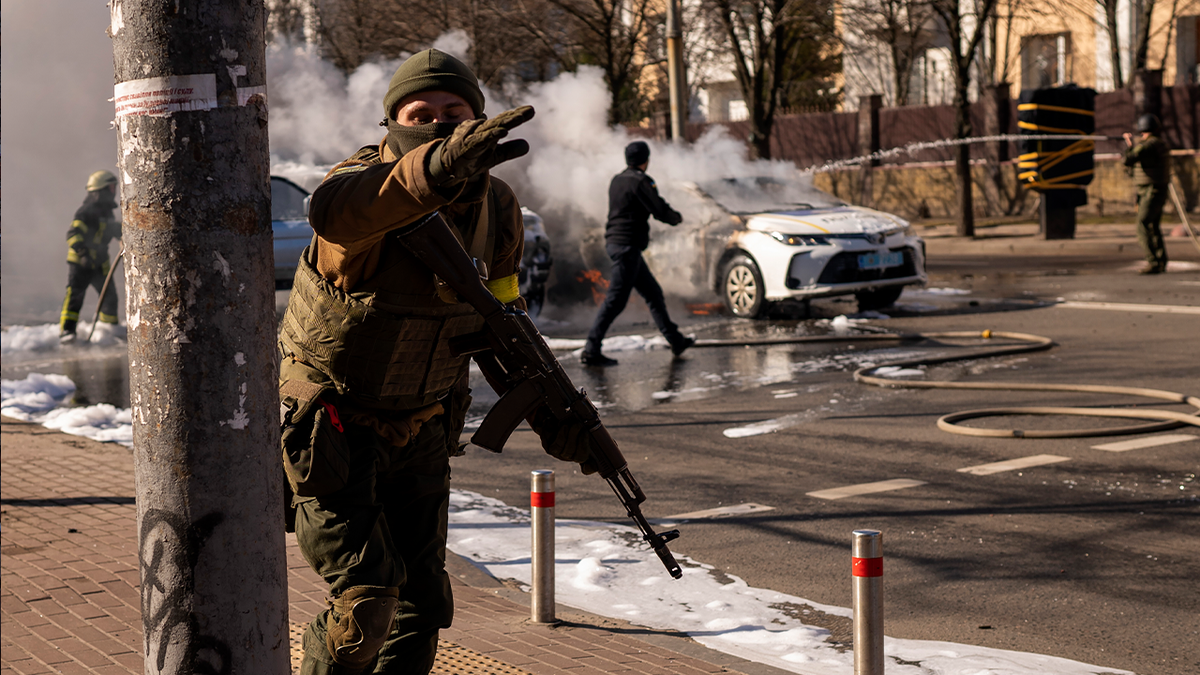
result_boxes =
[307,141,458,291]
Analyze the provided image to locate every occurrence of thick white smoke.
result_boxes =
[1,2,120,324]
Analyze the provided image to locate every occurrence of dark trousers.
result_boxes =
[296,417,453,674]
[585,245,682,355]
[60,261,118,333]
[1136,184,1169,270]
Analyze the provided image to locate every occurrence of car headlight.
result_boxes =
[769,231,831,246]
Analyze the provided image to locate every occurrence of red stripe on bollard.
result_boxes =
[852,556,883,577]
[531,491,555,508]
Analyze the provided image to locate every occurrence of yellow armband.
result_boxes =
[484,273,520,304]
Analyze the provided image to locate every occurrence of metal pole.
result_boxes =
[111,3,288,673]
[665,0,687,143]
[531,470,556,623]
[852,529,884,675]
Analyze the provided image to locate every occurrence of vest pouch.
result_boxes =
[281,381,351,497]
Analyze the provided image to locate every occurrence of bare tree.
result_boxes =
[535,0,658,124]
[705,0,838,158]
[841,0,938,106]
[929,0,999,237]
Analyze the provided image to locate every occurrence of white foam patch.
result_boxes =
[1,373,76,418]
[723,411,819,438]
[874,366,925,378]
[1,322,127,355]
[542,334,674,356]
[919,287,972,295]
[447,489,1132,675]
[1,372,133,447]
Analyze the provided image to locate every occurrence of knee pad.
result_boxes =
[326,585,400,670]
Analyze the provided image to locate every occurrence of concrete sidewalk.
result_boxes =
[920,220,1200,258]
[0,417,785,675]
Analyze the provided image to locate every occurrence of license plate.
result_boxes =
[858,251,903,270]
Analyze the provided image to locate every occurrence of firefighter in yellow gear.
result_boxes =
[60,171,122,342]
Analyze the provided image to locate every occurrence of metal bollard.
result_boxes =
[852,529,884,675]
[530,470,556,623]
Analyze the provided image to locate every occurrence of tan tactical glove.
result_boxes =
[429,106,536,186]
[528,407,599,475]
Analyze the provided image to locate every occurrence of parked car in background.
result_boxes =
[519,207,553,317]
[272,177,555,312]
[649,177,926,318]
[271,176,312,289]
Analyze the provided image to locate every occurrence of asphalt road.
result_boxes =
[451,258,1200,675]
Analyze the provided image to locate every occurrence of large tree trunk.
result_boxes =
[112,2,289,672]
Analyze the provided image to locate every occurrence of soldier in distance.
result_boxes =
[1123,113,1171,274]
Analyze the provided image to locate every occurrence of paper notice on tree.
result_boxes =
[114,74,217,118]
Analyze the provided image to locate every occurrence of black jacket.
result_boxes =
[604,167,682,250]
[66,190,121,268]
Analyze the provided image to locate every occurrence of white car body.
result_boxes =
[648,177,927,317]
[733,205,927,301]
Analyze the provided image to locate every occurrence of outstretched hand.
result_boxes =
[431,106,535,185]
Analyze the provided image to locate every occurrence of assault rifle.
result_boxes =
[395,212,683,579]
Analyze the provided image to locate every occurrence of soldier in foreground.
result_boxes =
[278,50,597,673]
[59,171,122,343]
[1123,113,1171,274]
[582,141,694,366]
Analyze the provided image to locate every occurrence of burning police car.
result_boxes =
[652,176,926,318]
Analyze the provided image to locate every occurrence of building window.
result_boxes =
[1177,16,1198,85]
[1021,33,1072,89]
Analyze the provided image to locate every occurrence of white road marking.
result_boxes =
[807,478,926,500]
[957,454,1071,476]
[1055,300,1200,315]
[663,503,776,520]
[1092,434,1198,452]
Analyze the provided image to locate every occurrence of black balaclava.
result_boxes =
[382,49,486,159]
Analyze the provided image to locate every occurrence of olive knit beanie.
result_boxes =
[383,49,485,120]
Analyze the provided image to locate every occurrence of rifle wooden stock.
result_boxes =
[396,212,683,579]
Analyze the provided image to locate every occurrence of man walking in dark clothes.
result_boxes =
[582,141,694,366]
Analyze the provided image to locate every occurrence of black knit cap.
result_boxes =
[383,49,486,120]
[625,141,650,167]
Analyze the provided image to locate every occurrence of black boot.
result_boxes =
[581,351,619,366]
[670,336,695,357]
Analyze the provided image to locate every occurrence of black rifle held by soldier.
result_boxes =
[394,211,683,579]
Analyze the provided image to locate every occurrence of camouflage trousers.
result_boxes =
[1136,184,1169,270]
[296,415,454,674]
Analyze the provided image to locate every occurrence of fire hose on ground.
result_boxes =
[693,330,1200,439]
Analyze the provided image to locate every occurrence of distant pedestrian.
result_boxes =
[1123,114,1171,274]
[582,141,694,366]
[60,171,122,343]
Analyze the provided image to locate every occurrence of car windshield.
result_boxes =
[271,177,310,220]
[693,176,845,216]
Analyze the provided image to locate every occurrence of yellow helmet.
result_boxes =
[86,170,118,192]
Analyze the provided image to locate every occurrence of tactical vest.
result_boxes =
[279,192,498,412]
[1129,136,1170,186]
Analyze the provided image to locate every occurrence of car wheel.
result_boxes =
[855,285,904,311]
[722,255,765,318]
